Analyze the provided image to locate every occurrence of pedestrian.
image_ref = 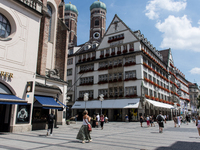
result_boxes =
[186,114,189,125]
[100,114,104,129]
[104,115,108,123]
[150,115,155,127]
[140,115,144,127]
[177,116,181,127]
[96,113,100,128]
[75,114,78,124]
[156,112,165,133]
[92,114,96,128]
[173,115,177,127]
[196,116,200,136]
[46,110,55,136]
[164,115,167,123]
[76,110,92,144]
[146,115,150,127]
[125,115,129,122]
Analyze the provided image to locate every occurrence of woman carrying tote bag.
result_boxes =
[76,110,92,143]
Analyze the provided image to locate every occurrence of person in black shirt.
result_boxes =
[47,110,55,136]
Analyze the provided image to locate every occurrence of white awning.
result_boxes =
[72,99,140,109]
[146,99,174,109]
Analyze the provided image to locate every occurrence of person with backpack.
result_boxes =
[156,112,165,133]
[47,110,56,136]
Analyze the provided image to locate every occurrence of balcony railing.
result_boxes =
[16,0,43,13]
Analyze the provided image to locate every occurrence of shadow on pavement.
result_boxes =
[39,134,47,137]
[155,141,200,150]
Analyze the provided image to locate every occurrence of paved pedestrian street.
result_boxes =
[0,121,199,150]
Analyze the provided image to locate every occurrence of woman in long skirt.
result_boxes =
[76,110,92,143]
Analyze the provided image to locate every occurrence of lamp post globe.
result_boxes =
[99,94,104,115]
[84,93,89,110]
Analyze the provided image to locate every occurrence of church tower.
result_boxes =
[90,0,106,42]
[64,2,78,47]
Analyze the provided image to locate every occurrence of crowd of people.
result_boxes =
[45,110,200,144]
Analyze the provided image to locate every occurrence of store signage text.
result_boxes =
[0,71,13,78]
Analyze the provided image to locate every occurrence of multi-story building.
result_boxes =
[175,68,190,116]
[188,82,200,115]
[1,0,72,132]
[33,0,69,130]
[0,0,42,132]
[67,1,189,121]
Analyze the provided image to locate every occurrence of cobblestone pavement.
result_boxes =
[0,121,200,150]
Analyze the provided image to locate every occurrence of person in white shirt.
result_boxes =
[96,113,100,128]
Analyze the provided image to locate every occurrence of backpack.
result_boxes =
[157,115,163,122]
[48,114,54,123]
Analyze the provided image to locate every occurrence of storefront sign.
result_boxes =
[0,71,13,78]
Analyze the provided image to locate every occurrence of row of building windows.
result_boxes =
[79,52,95,60]
[108,34,124,41]
[80,76,94,85]
[144,71,168,89]
[144,87,168,101]
[78,70,136,84]
[80,64,94,72]
[91,10,105,15]
[79,86,137,98]
[143,57,167,78]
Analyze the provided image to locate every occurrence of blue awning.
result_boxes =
[0,94,27,105]
[34,96,63,110]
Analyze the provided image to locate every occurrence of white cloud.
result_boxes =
[145,0,187,20]
[190,67,200,75]
[156,15,200,52]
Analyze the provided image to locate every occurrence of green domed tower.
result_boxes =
[90,0,107,42]
[65,2,78,47]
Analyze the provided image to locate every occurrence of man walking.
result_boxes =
[47,110,55,136]
[156,112,165,133]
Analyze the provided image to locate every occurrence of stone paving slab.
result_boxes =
[0,121,200,150]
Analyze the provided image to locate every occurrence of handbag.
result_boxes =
[84,119,92,131]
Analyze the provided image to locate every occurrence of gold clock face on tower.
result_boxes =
[93,32,100,39]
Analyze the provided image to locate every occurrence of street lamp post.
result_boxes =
[66,96,70,120]
[84,93,89,110]
[99,94,104,115]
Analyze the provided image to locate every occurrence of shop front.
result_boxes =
[72,98,140,121]
[0,81,28,132]
[32,95,63,130]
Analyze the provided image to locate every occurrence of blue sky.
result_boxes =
[65,0,200,86]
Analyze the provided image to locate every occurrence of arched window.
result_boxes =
[0,13,11,38]
[95,19,99,26]
[0,83,12,94]
[47,4,52,41]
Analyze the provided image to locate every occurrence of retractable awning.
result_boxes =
[72,99,140,109]
[34,96,63,110]
[146,99,174,109]
[0,94,27,105]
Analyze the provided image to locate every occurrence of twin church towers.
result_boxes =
[64,0,107,47]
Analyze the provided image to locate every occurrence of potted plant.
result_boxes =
[66,120,70,125]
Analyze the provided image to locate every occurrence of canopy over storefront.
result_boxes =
[146,99,174,109]
[0,94,27,105]
[72,99,140,109]
[34,96,63,110]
